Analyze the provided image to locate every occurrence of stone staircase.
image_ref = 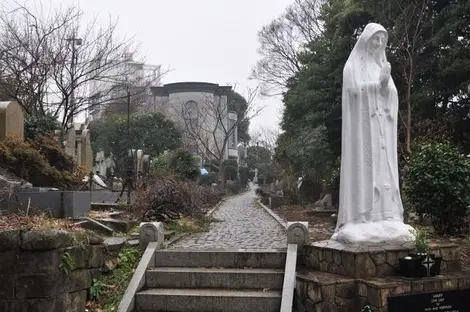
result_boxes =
[133,249,287,312]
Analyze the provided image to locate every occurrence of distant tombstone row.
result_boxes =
[129,149,150,175]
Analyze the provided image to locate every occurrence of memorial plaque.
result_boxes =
[388,288,470,312]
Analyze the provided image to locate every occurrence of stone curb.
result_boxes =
[257,199,287,230]
[118,241,158,312]
[164,232,190,248]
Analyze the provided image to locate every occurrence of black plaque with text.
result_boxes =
[388,288,470,312]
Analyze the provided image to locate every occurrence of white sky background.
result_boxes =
[34,0,293,136]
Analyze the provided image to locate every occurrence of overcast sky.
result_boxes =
[39,0,293,136]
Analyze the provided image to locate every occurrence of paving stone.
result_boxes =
[170,188,287,250]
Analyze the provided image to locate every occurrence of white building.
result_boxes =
[150,82,239,162]
[88,53,161,120]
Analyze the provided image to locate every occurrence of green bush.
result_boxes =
[0,135,85,189]
[238,166,249,186]
[152,149,200,180]
[225,180,242,195]
[224,165,238,181]
[24,115,60,140]
[405,141,470,235]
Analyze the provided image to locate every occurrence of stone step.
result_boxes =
[135,288,282,312]
[146,267,284,289]
[154,249,286,268]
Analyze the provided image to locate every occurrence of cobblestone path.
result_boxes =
[170,187,287,249]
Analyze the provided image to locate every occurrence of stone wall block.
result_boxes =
[442,278,459,291]
[439,246,459,261]
[314,301,336,312]
[324,250,333,263]
[14,297,56,312]
[459,276,470,289]
[307,284,322,303]
[55,290,87,312]
[445,260,461,272]
[376,263,395,277]
[16,250,60,274]
[21,230,74,250]
[355,254,376,278]
[366,286,382,307]
[357,281,368,297]
[410,280,424,293]
[321,285,336,302]
[15,273,61,299]
[0,251,17,273]
[0,275,14,299]
[308,252,320,269]
[0,300,15,312]
[342,253,356,277]
[87,245,104,268]
[369,251,386,266]
[0,230,20,251]
[333,251,342,265]
[335,283,356,298]
[320,261,329,272]
[63,270,92,293]
[64,246,89,269]
[422,279,443,292]
[386,251,399,267]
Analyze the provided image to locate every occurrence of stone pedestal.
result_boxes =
[296,240,466,312]
[296,270,470,312]
[303,240,460,279]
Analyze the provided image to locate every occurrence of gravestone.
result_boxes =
[139,222,164,251]
[80,128,94,172]
[314,194,333,210]
[0,101,24,140]
[287,222,309,246]
[388,289,470,312]
[64,128,76,159]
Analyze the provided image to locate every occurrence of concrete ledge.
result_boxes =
[118,242,158,312]
[257,199,287,230]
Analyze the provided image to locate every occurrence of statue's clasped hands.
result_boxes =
[379,62,391,97]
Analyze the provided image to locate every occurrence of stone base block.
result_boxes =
[296,270,470,312]
[304,240,460,279]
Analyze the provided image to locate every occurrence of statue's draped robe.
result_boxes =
[335,23,404,233]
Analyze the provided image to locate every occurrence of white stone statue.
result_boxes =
[331,23,414,244]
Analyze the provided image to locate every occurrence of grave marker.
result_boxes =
[388,289,470,312]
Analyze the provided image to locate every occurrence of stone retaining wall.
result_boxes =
[0,229,105,312]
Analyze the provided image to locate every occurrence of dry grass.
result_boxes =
[0,210,83,231]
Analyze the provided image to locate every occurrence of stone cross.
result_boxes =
[422,255,435,277]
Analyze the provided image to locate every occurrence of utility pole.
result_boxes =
[66,36,82,125]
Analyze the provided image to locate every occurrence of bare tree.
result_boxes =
[251,127,280,154]
[251,0,325,96]
[176,87,261,187]
[0,3,144,129]
[392,0,433,155]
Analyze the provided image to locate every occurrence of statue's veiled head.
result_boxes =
[348,23,389,67]
[367,32,386,55]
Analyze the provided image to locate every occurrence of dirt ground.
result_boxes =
[274,204,470,270]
